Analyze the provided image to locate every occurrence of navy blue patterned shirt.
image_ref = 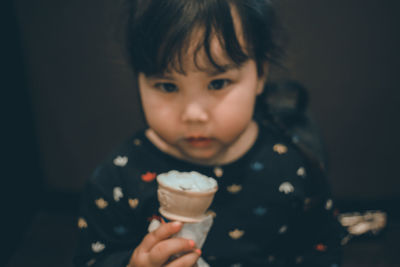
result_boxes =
[74,122,347,267]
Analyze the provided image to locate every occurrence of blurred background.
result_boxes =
[3,0,400,266]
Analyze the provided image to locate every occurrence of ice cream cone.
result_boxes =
[156,171,218,223]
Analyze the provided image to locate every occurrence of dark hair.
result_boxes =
[126,0,283,76]
[124,0,326,171]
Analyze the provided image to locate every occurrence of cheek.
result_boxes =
[143,102,172,127]
[140,90,168,120]
[140,93,179,138]
[214,92,256,136]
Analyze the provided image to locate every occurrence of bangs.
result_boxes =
[128,0,281,76]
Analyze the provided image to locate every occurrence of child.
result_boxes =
[74,0,347,266]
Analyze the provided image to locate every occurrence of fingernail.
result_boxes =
[172,221,182,227]
[188,240,195,248]
[195,249,202,256]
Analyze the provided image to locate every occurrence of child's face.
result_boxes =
[138,36,267,165]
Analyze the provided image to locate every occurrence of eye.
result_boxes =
[208,79,230,90]
[155,83,178,93]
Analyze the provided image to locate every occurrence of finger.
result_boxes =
[149,238,196,265]
[165,250,201,267]
[140,221,183,252]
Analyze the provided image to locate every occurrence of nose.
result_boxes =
[181,100,209,123]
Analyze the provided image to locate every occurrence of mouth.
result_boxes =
[185,136,213,148]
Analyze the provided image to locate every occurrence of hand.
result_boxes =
[128,221,201,267]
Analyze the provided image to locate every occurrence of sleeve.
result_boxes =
[73,165,148,267]
[277,163,348,267]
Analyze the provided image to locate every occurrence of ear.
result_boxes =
[256,62,269,95]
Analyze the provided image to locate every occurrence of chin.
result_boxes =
[181,150,219,164]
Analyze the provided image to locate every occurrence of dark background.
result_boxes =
[3,0,400,266]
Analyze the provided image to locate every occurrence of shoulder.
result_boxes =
[257,122,307,167]
[257,80,327,167]
[80,130,162,216]
[85,130,149,192]
[255,122,324,197]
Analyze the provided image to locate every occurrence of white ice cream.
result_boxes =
[157,170,217,192]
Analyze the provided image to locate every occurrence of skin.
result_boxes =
[128,221,201,267]
[138,43,267,166]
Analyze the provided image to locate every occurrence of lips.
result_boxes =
[185,136,213,148]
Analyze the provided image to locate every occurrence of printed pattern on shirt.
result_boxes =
[74,128,346,266]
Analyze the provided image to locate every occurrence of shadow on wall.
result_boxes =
[275,0,400,200]
[3,0,44,265]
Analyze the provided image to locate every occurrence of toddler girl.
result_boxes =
[75,0,347,266]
